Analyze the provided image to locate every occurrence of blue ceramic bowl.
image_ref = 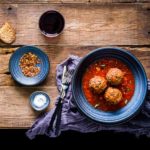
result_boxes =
[29,91,50,111]
[72,47,148,124]
[9,46,50,86]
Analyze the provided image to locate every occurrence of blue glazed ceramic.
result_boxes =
[29,91,50,111]
[72,47,148,124]
[9,46,50,86]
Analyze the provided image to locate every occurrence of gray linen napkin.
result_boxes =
[26,55,150,139]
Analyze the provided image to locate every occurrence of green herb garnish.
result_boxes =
[126,87,131,92]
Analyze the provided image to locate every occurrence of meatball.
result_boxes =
[104,87,122,105]
[106,68,124,85]
[89,76,107,94]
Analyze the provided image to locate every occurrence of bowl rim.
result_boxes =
[9,45,50,86]
[72,47,148,124]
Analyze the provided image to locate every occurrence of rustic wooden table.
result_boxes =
[0,0,150,128]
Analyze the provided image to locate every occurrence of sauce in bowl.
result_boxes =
[82,57,135,111]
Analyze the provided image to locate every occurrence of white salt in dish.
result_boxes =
[29,91,50,111]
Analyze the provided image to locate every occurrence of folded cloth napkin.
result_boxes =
[26,55,150,139]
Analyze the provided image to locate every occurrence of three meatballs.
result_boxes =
[89,76,107,94]
[89,68,124,105]
[106,68,124,85]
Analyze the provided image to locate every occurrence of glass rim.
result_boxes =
[39,10,65,38]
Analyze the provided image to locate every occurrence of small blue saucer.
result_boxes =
[9,46,50,86]
[29,91,50,111]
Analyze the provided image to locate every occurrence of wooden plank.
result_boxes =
[0,3,149,46]
[1,86,150,128]
[0,86,57,128]
[0,47,17,54]
[0,46,150,87]
[0,74,15,86]
[0,54,11,74]
[0,0,137,4]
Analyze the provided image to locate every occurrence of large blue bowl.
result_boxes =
[9,46,50,86]
[72,47,148,124]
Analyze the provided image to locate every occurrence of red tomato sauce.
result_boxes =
[82,58,135,111]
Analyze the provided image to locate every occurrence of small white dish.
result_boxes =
[29,91,50,111]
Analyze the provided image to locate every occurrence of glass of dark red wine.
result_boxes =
[39,10,65,37]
